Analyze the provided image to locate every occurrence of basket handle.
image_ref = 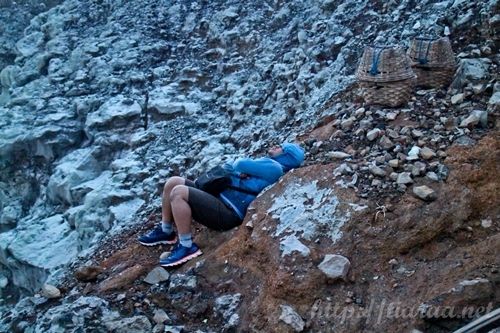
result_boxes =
[417,39,431,65]
[369,47,385,75]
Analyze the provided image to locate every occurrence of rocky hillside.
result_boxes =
[0,0,499,332]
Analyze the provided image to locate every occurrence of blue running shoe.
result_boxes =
[159,243,203,267]
[138,224,177,246]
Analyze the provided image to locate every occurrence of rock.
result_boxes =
[388,159,399,168]
[105,316,152,333]
[41,284,61,299]
[412,185,436,201]
[160,251,171,260]
[378,135,394,149]
[318,254,350,280]
[34,296,118,332]
[215,294,241,329]
[369,165,386,177]
[452,278,493,302]
[0,214,79,293]
[460,110,487,128]
[0,204,20,226]
[340,117,355,130]
[98,265,145,292]
[168,274,197,292]
[75,266,104,282]
[144,267,170,285]
[245,220,254,229]
[455,135,476,146]
[407,146,421,161]
[354,107,365,117]
[474,110,487,127]
[164,326,184,333]
[0,274,7,289]
[426,172,439,181]
[451,93,464,104]
[452,58,490,89]
[85,95,142,137]
[411,129,424,138]
[481,219,492,228]
[279,305,305,332]
[397,172,413,185]
[327,151,351,160]
[437,164,449,180]
[280,235,310,257]
[333,163,354,178]
[152,309,170,324]
[366,128,381,141]
[419,147,435,160]
[386,112,398,120]
[488,92,500,112]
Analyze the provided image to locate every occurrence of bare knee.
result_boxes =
[170,185,188,202]
[163,176,185,193]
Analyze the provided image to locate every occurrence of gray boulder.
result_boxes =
[105,316,152,333]
[318,254,350,280]
[279,305,305,332]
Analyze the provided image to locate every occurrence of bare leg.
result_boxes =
[170,185,192,235]
[161,176,185,222]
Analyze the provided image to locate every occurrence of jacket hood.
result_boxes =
[271,143,305,172]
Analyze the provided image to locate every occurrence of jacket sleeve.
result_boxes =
[233,157,284,183]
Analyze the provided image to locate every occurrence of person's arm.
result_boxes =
[233,157,283,183]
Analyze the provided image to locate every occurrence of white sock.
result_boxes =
[161,221,173,234]
[179,233,192,248]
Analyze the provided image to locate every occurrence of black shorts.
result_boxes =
[185,179,242,231]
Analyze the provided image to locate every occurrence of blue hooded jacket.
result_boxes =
[219,143,305,219]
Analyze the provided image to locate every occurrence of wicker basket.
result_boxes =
[358,80,415,108]
[356,46,416,107]
[408,37,456,88]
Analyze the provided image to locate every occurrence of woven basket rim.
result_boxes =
[356,46,416,83]
[408,36,456,68]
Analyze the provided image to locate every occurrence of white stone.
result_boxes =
[0,275,8,289]
[85,95,142,131]
[459,111,484,128]
[481,219,492,228]
[280,235,310,257]
[366,128,381,141]
[2,214,78,271]
[426,172,439,181]
[488,92,500,111]
[369,165,386,177]
[152,309,170,324]
[451,93,464,104]
[328,151,351,160]
[413,185,436,201]
[340,117,355,130]
[279,305,305,332]
[215,294,241,329]
[397,172,413,185]
[407,146,421,161]
[419,147,436,160]
[41,284,61,299]
[144,267,170,285]
[388,159,399,168]
[318,254,350,280]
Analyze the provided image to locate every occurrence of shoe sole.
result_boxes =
[138,238,177,246]
[160,249,203,267]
